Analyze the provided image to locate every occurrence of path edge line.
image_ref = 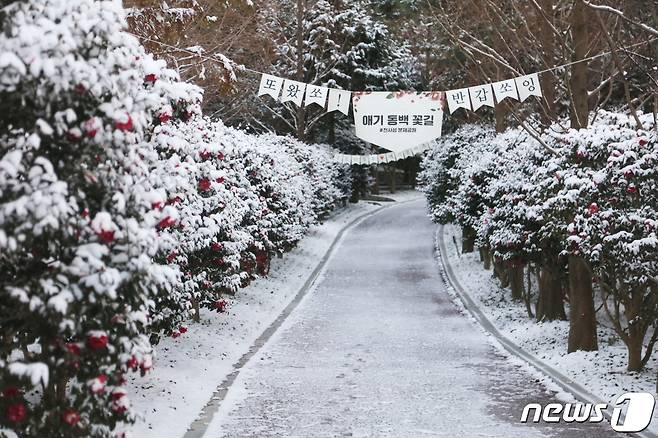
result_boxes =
[183,200,406,437]
[435,224,656,438]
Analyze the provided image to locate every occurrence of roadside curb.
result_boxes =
[435,224,656,438]
[183,200,405,438]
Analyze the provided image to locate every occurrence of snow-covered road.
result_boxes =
[202,198,617,437]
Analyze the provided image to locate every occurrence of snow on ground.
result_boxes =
[441,223,658,434]
[201,198,612,438]
[128,200,383,437]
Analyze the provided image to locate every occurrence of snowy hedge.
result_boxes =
[0,1,349,436]
[420,111,658,374]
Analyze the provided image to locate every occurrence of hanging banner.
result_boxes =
[333,143,431,165]
[327,89,351,115]
[305,85,329,108]
[281,79,306,106]
[352,91,444,153]
[492,79,519,103]
[515,73,542,102]
[468,84,495,111]
[258,74,283,100]
[446,88,471,114]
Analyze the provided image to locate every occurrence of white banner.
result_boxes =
[446,88,471,114]
[468,84,495,111]
[281,79,306,106]
[492,79,519,103]
[327,89,351,115]
[515,73,542,102]
[258,74,283,100]
[305,85,329,108]
[352,92,444,153]
[333,144,430,165]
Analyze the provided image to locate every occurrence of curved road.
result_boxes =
[203,198,618,438]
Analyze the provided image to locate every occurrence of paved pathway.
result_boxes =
[203,199,619,437]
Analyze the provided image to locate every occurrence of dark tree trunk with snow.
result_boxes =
[537,0,556,124]
[479,246,492,270]
[509,265,524,301]
[461,226,476,253]
[536,265,566,321]
[569,1,589,129]
[567,256,598,352]
[494,259,510,289]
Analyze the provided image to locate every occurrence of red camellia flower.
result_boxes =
[213,300,228,313]
[588,203,599,215]
[216,176,225,184]
[6,403,26,423]
[171,331,181,339]
[90,375,107,394]
[2,387,20,398]
[110,390,126,402]
[126,356,138,370]
[67,129,82,142]
[200,150,212,161]
[639,138,648,146]
[151,201,163,210]
[81,208,90,218]
[157,216,176,230]
[217,152,225,161]
[62,409,80,426]
[179,326,188,334]
[198,178,211,192]
[96,230,115,244]
[158,111,171,124]
[144,73,157,83]
[627,185,638,194]
[115,114,133,132]
[65,343,81,355]
[212,242,222,251]
[87,332,109,350]
[624,169,635,178]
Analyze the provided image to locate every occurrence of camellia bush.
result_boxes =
[0,1,350,436]
[420,110,658,374]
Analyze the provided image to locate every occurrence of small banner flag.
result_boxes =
[305,85,329,108]
[515,73,542,102]
[258,74,283,100]
[492,79,519,103]
[327,89,351,115]
[352,91,444,153]
[281,79,306,106]
[446,88,472,114]
[468,84,495,111]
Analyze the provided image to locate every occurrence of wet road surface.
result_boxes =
[203,199,620,438]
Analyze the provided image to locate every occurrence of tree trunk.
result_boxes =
[295,0,306,141]
[567,256,598,352]
[536,266,567,321]
[626,286,647,371]
[509,264,524,300]
[569,1,589,129]
[461,226,476,253]
[537,0,556,124]
[480,246,492,270]
[494,259,510,288]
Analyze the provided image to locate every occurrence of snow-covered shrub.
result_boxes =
[420,110,658,366]
[0,0,203,435]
